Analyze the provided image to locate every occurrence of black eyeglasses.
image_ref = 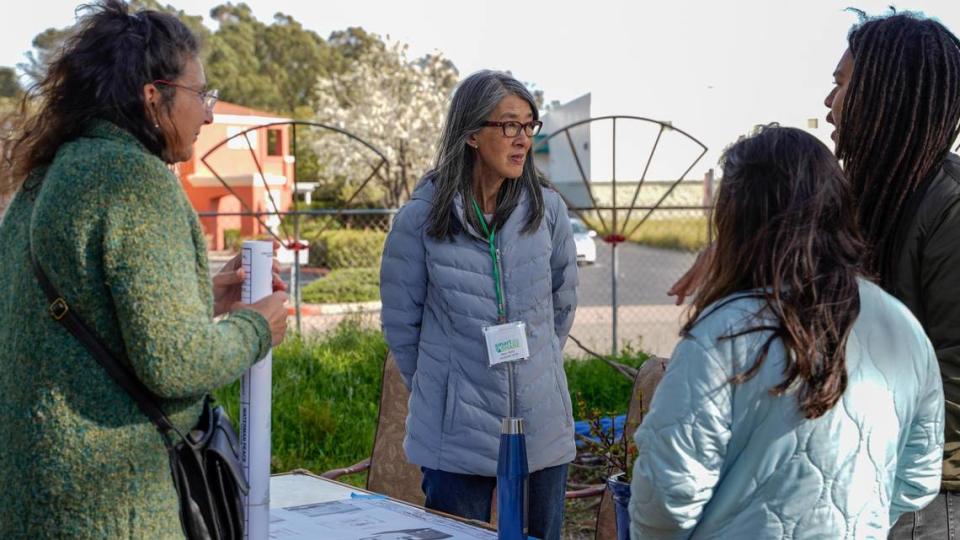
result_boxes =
[481,120,543,138]
[153,80,219,110]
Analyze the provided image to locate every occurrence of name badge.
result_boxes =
[483,321,530,366]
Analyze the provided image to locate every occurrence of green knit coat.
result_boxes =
[0,122,272,538]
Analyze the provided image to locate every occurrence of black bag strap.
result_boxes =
[28,237,179,441]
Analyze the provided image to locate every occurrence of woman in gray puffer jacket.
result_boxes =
[380,70,578,540]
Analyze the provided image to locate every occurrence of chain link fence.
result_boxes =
[201,209,394,336]
[567,206,711,359]
[202,203,712,358]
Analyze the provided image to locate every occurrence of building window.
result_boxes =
[267,129,283,156]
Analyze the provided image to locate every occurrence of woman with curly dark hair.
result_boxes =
[0,1,287,537]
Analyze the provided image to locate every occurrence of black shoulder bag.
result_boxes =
[29,240,248,540]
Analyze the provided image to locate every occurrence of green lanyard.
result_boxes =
[471,199,506,320]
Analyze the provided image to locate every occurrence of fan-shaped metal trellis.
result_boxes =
[533,116,708,355]
[200,121,390,333]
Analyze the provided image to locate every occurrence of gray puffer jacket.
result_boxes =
[380,174,578,476]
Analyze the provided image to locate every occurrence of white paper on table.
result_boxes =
[268,498,497,540]
[241,240,275,540]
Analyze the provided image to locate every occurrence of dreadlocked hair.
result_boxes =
[837,11,960,277]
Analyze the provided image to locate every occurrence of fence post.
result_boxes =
[703,169,714,208]
[611,242,619,357]
[292,125,303,336]
[293,211,302,337]
[611,118,619,357]
[704,168,714,244]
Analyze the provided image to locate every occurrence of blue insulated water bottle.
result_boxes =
[497,417,529,540]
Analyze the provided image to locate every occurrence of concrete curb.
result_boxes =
[288,301,382,316]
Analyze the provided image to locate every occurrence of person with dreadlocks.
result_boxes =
[823,11,960,538]
[630,126,942,538]
[665,10,960,536]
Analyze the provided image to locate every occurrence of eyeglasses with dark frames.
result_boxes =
[481,120,543,138]
[153,80,219,110]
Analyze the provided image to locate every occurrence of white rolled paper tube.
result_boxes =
[240,240,274,540]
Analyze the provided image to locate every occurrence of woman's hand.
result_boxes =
[212,252,287,317]
[236,291,289,347]
[667,242,715,305]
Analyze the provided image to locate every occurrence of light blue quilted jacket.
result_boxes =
[629,279,944,539]
[380,174,578,476]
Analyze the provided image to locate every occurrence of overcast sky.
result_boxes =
[2,0,959,173]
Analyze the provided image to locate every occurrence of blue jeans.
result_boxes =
[420,464,568,540]
[889,492,959,539]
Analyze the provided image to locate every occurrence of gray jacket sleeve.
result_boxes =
[380,202,428,389]
[549,194,578,348]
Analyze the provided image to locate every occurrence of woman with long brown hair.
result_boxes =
[629,126,943,538]
[0,1,287,537]
[667,12,960,535]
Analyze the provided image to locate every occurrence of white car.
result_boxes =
[570,217,597,265]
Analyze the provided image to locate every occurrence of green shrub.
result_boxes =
[223,229,243,252]
[301,267,380,304]
[214,321,387,486]
[306,229,387,269]
[285,217,342,241]
[565,345,648,417]
[306,232,327,268]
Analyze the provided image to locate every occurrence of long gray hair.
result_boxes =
[426,70,548,239]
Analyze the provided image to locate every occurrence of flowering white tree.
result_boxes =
[312,40,458,208]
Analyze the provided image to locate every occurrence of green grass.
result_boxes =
[586,216,710,252]
[214,321,387,486]
[213,322,646,487]
[629,216,709,251]
[300,267,380,304]
[567,345,648,418]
